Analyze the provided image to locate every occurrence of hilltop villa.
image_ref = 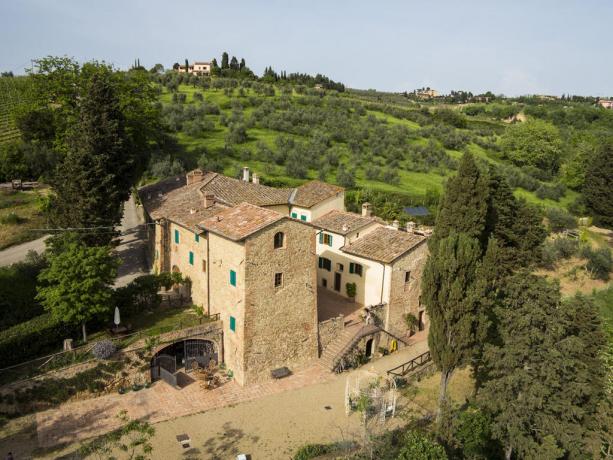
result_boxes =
[139,168,429,386]
[176,61,211,76]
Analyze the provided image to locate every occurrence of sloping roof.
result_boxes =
[138,172,227,230]
[198,202,286,241]
[404,206,430,216]
[193,61,210,65]
[292,180,343,208]
[200,173,293,207]
[312,210,378,236]
[341,227,426,264]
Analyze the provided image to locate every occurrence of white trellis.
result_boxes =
[345,370,398,422]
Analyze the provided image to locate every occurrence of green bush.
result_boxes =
[293,443,332,460]
[0,212,25,225]
[0,313,74,366]
[582,246,612,280]
[545,207,576,232]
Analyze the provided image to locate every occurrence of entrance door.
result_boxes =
[418,310,425,331]
[365,338,374,357]
[334,272,342,292]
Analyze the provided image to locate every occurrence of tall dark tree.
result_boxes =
[221,52,229,69]
[239,58,246,70]
[432,152,489,249]
[422,232,482,419]
[229,56,239,70]
[584,138,613,228]
[49,70,130,245]
[478,274,608,460]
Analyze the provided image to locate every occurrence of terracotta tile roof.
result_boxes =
[291,180,344,208]
[341,227,427,264]
[200,173,293,207]
[198,202,286,241]
[312,210,378,236]
[138,173,227,230]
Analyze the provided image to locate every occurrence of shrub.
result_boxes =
[540,237,579,268]
[582,246,612,280]
[545,207,577,232]
[0,314,74,366]
[293,443,332,460]
[0,212,25,224]
[397,430,447,460]
[91,339,116,360]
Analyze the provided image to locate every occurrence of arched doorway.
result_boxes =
[365,338,374,358]
[151,339,219,383]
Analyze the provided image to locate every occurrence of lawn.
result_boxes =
[0,188,48,249]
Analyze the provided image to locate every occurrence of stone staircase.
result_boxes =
[318,322,380,372]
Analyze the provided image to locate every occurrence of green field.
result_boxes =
[0,77,31,145]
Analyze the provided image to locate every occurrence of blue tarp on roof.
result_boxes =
[403,206,430,216]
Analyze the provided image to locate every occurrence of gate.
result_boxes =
[184,339,218,372]
[151,353,177,385]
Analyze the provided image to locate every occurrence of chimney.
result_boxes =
[361,202,372,218]
[242,166,250,182]
[203,192,215,209]
[342,224,349,232]
[406,221,416,233]
[392,219,400,230]
[186,169,205,186]
[252,173,260,184]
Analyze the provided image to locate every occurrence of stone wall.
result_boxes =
[242,219,318,384]
[208,233,247,384]
[386,241,429,335]
[318,315,345,355]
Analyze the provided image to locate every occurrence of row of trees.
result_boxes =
[423,152,610,458]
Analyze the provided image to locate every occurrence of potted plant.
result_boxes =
[346,282,357,302]
[403,313,419,336]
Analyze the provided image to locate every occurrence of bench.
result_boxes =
[271,367,291,379]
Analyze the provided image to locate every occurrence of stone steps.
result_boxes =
[318,322,380,371]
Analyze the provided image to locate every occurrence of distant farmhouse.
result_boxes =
[139,168,430,386]
[414,88,439,99]
[175,61,211,76]
[598,99,613,109]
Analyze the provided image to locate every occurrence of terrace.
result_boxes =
[317,287,363,324]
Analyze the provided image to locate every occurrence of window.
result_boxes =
[319,233,333,246]
[337,263,344,272]
[188,251,194,265]
[291,212,298,219]
[274,232,285,249]
[174,229,180,244]
[322,278,327,288]
[349,262,363,276]
[229,316,236,332]
[300,215,307,222]
[230,269,237,286]
[202,260,207,272]
[274,272,283,288]
[195,233,200,242]
[318,257,332,271]
[405,271,411,284]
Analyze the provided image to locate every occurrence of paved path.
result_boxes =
[35,337,429,449]
[114,196,148,287]
[0,235,49,267]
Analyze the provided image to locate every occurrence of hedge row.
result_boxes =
[0,313,74,367]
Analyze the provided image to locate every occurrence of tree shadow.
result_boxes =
[200,421,260,459]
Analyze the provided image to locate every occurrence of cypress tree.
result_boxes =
[477,274,608,460]
[230,56,239,70]
[49,70,130,246]
[422,232,482,419]
[221,52,229,69]
[584,138,613,228]
[432,152,489,250]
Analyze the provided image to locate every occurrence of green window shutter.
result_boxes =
[229,316,236,332]
[300,215,307,221]
[230,270,236,286]
[349,263,354,273]
[195,233,200,242]
[318,257,323,268]
[328,235,333,247]
[291,212,297,218]
[319,233,324,244]
[189,251,194,265]
[174,229,179,244]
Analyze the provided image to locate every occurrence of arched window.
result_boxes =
[274,232,285,249]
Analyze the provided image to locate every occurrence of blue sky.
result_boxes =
[1,0,611,96]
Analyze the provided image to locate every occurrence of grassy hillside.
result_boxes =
[0,77,31,145]
[151,81,579,214]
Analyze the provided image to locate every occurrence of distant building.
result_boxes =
[598,99,613,109]
[415,88,439,99]
[176,61,211,76]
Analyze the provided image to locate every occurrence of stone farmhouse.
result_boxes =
[598,99,613,109]
[177,61,211,76]
[138,168,429,386]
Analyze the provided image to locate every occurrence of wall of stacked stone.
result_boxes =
[243,219,319,384]
[318,315,345,355]
[387,242,429,335]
